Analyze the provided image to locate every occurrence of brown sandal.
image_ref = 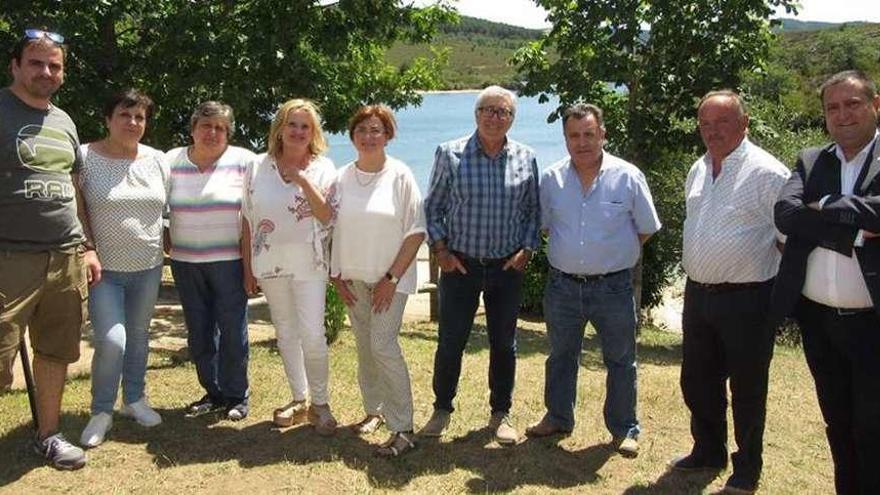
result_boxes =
[375,431,416,457]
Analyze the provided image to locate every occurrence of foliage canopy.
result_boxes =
[0,0,456,148]
[513,0,798,308]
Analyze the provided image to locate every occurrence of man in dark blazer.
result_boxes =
[772,70,880,495]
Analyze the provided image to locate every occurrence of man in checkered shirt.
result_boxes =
[419,85,540,445]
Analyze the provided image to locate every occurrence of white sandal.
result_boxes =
[351,415,384,435]
[376,431,416,457]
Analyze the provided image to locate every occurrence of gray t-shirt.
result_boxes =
[0,88,84,251]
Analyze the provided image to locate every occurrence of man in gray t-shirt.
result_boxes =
[0,30,101,471]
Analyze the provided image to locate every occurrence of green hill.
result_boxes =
[387,16,880,91]
[385,16,543,90]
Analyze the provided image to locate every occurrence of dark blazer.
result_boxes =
[770,141,880,326]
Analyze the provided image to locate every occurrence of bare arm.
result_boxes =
[372,232,427,312]
[240,219,259,295]
[72,173,102,286]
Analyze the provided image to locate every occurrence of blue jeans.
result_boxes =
[543,267,639,439]
[88,265,162,415]
[170,259,249,403]
[432,255,524,414]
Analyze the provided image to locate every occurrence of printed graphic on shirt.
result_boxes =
[288,195,313,221]
[17,124,76,174]
[253,218,275,256]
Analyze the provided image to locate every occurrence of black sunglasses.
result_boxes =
[24,29,65,44]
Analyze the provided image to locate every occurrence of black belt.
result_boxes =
[688,278,773,293]
[807,299,874,317]
[452,250,514,266]
[552,266,627,282]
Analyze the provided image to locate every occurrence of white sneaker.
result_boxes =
[80,412,113,448]
[120,398,162,427]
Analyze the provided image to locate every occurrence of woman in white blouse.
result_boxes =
[330,105,426,456]
[78,89,168,448]
[241,99,338,435]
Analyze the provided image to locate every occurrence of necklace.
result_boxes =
[354,163,381,187]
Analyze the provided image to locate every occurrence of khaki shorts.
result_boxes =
[0,248,88,367]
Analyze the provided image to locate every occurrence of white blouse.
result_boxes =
[241,153,337,280]
[79,143,169,272]
[330,156,426,294]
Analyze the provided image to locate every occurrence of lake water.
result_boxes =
[325,92,568,193]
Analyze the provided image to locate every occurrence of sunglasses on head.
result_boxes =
[24,29,65,44]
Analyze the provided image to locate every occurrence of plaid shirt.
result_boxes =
[425,132,540,258]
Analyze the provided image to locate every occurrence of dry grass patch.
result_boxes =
[0,307,832,494]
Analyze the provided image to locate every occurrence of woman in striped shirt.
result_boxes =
[165,101,256,422]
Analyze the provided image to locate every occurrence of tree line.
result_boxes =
[6,0,878,313]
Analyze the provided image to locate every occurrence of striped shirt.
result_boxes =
[424,133,540,257]
[682,138,789,284]
[166,145,255,263]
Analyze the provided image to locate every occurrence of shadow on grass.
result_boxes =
[91,408,620,491]
[0,411,91,487]
[622,468,722,494]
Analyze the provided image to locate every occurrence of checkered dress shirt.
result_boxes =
[425,133,540,258]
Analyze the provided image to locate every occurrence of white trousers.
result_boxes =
[260,277,330,405]
[347,280,413,432]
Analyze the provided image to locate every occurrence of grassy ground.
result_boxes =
[0,304,832,494]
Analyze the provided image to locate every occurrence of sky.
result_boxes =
[416,0,880,30]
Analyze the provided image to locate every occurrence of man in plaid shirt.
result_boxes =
[419,85,540,444]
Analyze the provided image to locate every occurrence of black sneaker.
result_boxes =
[33,433,86,470]
[226,400,249,421]
[185,394,225,418]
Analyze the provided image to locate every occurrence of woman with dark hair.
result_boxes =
[166,101,256,422]
[330,105,425,456]
[78,89,168,447]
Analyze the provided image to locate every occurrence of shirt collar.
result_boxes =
[834,130,879,166]
[702,137,750,172]
[469,131,509,159]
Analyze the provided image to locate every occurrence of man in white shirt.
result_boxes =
[773,70,880,495]
[673,90,789,495]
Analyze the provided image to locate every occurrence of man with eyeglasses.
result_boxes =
[421,85,540,444]
[0,28,100,470]
[525,103,660,459]
[772,70,880,495]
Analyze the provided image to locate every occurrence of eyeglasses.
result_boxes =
[478,106,514,120]
[354,126,385,137]
[24,29,65,44]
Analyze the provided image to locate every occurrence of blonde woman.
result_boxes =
[241,99,338,435]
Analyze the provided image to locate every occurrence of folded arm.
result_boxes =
[774,158,859,255]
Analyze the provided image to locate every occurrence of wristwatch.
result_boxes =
[385,272,399,284]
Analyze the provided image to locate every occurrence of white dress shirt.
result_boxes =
[802,132,878,309]
[682,138,790,284]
